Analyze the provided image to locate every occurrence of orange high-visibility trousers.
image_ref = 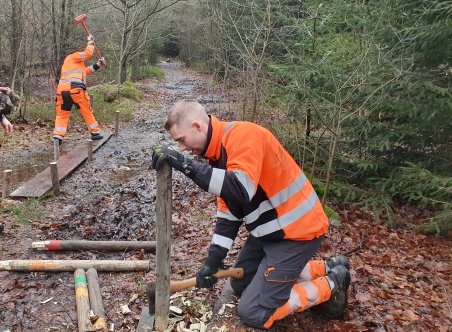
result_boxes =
[53,88,100,139]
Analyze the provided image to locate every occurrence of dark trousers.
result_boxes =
[231,235,324,329]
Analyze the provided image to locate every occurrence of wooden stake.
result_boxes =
[53,138,60,161]
[155,164,172,331]
[87,139,93,161]
[49,162,60,196]
[74,269,92,332]
[0,260,150,272]
[86,268,108,331]
[114,111,119,137]
[2,169,12,198]
[32,240,156,252]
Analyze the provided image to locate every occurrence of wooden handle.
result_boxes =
[169,268,244,293]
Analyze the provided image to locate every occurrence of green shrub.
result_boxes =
[0,198,43,224]
[130,65,164,81]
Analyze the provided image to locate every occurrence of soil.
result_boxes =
[0,62,450,332]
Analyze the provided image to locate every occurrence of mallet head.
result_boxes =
[74,14,88,24]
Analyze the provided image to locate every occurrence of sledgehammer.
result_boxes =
[74,13,102,59]
[140,268,244,330]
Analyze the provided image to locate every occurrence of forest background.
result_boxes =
[0,0,450,236]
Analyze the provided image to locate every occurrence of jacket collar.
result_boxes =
[203,115,226,161]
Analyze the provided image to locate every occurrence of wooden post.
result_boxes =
[114,111,120,137]
[2,169,12,198]
[74,269,92,332]
[0,259,150,272]
[87,139,93,161]
[53,138,60,161]
[155,164,172,331]
[86,268,108,331]
[49,162,60,196]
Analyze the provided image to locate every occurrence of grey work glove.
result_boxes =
[87,34,95,41]
[151,145,194,176]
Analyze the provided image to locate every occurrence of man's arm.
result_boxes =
[1,114,13,135]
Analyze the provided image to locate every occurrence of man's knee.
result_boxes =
[237,300,268,330]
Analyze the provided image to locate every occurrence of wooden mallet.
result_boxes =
[146,268,244,315]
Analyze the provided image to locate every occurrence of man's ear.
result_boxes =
[192,121,202,132]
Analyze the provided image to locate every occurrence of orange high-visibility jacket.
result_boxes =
[188,116,329,266]
[57,43,96,93]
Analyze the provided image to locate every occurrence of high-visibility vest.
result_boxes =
[57,43,95,93]
[204,116,329,242]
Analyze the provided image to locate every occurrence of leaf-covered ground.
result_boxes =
[0,62,450,332]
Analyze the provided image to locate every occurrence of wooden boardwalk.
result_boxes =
[10,133,112,198]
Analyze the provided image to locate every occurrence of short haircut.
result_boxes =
[164,99,208,131]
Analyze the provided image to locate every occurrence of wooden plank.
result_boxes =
[74,269,93,332]
[155,164,172,331]
[10,133,111,198]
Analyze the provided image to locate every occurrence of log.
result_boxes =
[74,269,92,332]
[114,111,119,137]
[50,162,60,196]
[0,260,150,272]
[54,138,60,161]
[2,169,12,198]
[155,164,172,331]
[32,240,156,252]
[86,268,108,331]
[87,139,93,162]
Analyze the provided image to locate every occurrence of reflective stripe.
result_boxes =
[80,52,85,61]
[305,282,319,307]
[208,168,225,196]
[244,172,307,224]
[298,264,311,282]
[250,189,319,237]
[224,122,234,136]
[279,190,319,228]
[54,126,67,132]
[88,122,98,129]
[212,234,234,250]
[270,172,307,207]
[288,287,300,312]
[233,170,255,200]
[61,69,84,77]
[244,200,273,225]
[217,210,240,221]
[58,78,84,85]
[89,65,95,73]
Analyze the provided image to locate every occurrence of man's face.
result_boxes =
[169,122,207,156]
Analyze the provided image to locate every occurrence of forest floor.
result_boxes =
[0,62,450,332]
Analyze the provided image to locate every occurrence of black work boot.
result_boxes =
[91,132,103,140]
[326,256,350,270]
[315,265,350,319]
[0,223,4,233]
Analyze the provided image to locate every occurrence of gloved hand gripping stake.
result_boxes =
[74,14,102,59]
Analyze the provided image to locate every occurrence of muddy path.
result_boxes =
[0,62,230,331]
[1,62,451,332]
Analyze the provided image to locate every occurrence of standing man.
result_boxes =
[53,35,106,144]
[0,86,20,233]
[152,100,350,329]
[0,87,19,136]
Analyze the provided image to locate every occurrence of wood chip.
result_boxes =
[120,304,131,314]
[170,305,183,315]
[40,297,54,304]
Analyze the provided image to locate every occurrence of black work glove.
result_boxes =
[151,145,194,176]
[195,263,221,289]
